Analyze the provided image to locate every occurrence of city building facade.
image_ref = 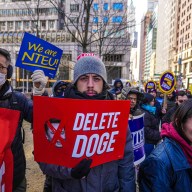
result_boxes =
[0,0,131,88]
[156,0,192,90]
[175,0,192,90]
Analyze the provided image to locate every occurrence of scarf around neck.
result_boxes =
[141,104,156,115]
[161,123,192,167]
[64,86,114,100]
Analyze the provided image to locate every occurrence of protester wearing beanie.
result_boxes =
[64,56,113,99]
[148,89,164,122]
[141,93,161,157]
[51,80,70,98]
[73,56,107,83]
[109,79,124,100]
[38,55,136,192]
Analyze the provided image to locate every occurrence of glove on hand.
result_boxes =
[121,87,129,100]
[31,70,48,95]
[71,159,92,179]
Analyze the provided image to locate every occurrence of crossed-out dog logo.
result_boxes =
[44,118,65,148]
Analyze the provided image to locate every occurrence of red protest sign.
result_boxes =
[33,97,130,168]
[0,108,20,192]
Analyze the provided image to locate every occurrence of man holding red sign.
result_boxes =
[35,55,135,191]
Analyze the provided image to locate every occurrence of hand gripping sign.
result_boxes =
[159,71,176,94]
[144,80,156,93]
[33,97,130,168]
[16,32,63,78]
[0,108,20,192]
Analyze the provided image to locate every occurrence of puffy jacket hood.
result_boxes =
[113,79,123,89]
[52,80,69,97]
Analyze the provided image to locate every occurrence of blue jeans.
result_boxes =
[144,143,155,157]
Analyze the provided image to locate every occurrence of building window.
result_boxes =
[23,21,30,29]
[103,3,109,10]
[7,21,13,30]
[12,0,30,1]
[70,17,79,23]
[41,21,46,30]
[62,54,72,61]
[70,4,79,12]
[48,20,55,29]
[112,16,123,23]
[103,17,109,23]
[93,3,99,11]
[113,3,123,11]
[93,17,98,23]
[190,61,192,72]
[15,21,22,30]
[0,22,5,31]
[103,54,123,62]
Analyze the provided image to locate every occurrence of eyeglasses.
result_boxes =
[0,65,7,72]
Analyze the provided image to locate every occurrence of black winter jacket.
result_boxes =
[0,81,32,189]
[142,109,161,145]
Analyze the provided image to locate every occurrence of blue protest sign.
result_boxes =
[128,114,145,165]
[16,32,63,78]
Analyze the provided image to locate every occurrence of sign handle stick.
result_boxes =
[163,94,167,110]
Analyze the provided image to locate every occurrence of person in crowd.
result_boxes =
[121,87,144,118]
[125,81,131,88]
[148,89,166,122]
[34,56,136,192]
[155,91,164,106]
[162,90,188,124]
[166,92,176,111]
[109,78,124,100]
[139,99,192,192]
[121,87,144,190]
[0,48,34,191]
[186,89,192,98]
[51,80,70,98]
[141,93,161,157]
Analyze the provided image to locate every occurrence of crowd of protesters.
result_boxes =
[0,47,192,192]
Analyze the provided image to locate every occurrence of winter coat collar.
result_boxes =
[64,85,114,100]
[0,80,12,99]
[162,123,192,167]
[163,138,191,171]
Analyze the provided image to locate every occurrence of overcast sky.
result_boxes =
[132,0,147,24]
